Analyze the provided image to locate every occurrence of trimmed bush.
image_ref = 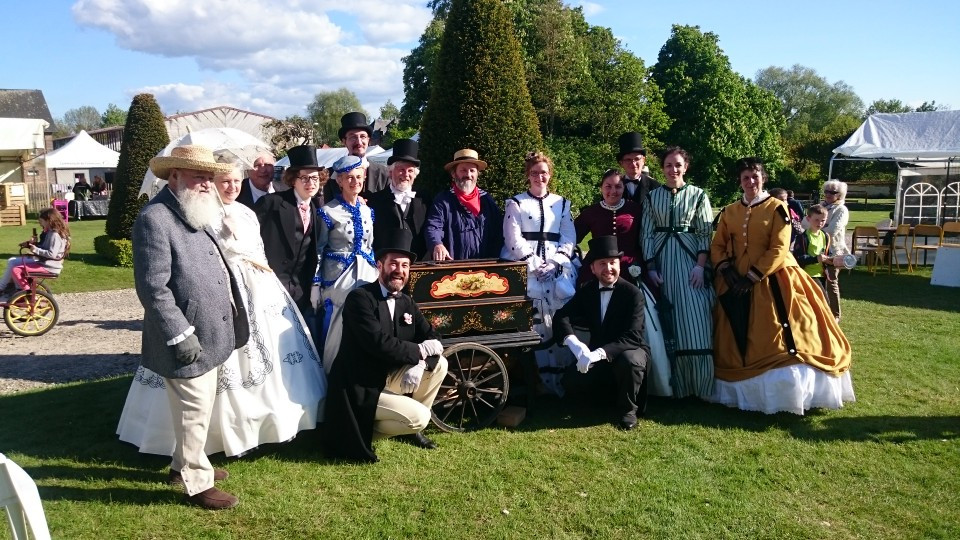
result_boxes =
[94,235,134,268]
[106,94,169,240]
[418,0,543,204]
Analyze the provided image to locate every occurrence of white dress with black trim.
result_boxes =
[501,191,579,396]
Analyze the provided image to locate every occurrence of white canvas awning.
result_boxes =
[274,145,386,168]
[0,118,48,156]
[42,130,120,168]
[833,110,960,161]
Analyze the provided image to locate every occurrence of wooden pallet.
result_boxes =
[0,205,26,226]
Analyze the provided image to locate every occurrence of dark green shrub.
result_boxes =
[94,235,134,267]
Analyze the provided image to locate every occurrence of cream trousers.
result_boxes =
[164,368,218,496]
[374,356,448,439]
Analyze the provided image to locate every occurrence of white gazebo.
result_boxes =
[42,130,120,187]
[830,110,960,224]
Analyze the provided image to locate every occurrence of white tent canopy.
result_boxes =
[274,146,386,168]
[831,110,960,225]
[0,118,48,156]
[42,130,120,169]
[832,110,960,161]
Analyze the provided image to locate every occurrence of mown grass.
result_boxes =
[1,268,958,539]
[0,219,134,293]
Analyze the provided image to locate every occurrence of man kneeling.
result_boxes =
[554,235,651,430]
[323,228,448,462]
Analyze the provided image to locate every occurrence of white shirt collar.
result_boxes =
[248,179,274,202]
[743,191,771,205]
[295,191,311,207]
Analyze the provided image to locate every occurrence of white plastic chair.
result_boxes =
[0,453,51,540]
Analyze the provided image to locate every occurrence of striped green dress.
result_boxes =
[642,184,715,398]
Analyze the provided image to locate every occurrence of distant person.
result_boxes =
[425,148,503,261]
[0,208,69,302]
[792,204,832,299]
[617,132,660,206]
[72,176,91,201]
[91,175,108,197]
[821,179,850,323]
[769,188,803,248]
[237,152,282,208]
[322,112,390,200]
[786,189,805,219]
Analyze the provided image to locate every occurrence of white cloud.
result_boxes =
[73,0,430,117]
[572,1,604,17]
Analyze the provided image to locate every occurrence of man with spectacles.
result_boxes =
[322,112,390,201]
[236,152,284,209]
[256,144,328,319]
[617,132,660,206]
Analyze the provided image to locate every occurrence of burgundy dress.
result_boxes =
[574,200,643,285]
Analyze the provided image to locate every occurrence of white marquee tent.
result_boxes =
[42,130,120,169]
[830,110,960,224]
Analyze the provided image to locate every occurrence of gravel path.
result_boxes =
[0,289,142,395]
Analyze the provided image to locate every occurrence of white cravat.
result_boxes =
[390,185,415,213]
[598,283,614,323]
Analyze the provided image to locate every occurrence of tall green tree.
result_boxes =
[652,25,784,203]
[418,0,543,203]
[55,105,102,136]
[379,100,400,121]
[755,65,863,139]
[106,94,169,240]
[866,98,913,115]
[306,89,366,146]
[399,17,445,129]
[100,103,128,127]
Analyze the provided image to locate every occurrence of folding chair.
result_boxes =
[909,224,943,270]
[0,454,51,540]
[889,224,912,272]
[942,221,960,247]
[852,226,890,275]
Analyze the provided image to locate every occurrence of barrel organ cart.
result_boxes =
[407,259,540,432]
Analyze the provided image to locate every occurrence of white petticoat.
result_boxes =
[707,364,855,415]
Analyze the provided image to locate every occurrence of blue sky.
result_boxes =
[3,0,958,122]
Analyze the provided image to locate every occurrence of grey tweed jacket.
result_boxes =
[132,186,249,379]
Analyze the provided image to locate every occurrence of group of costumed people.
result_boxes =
[116,113,853,508]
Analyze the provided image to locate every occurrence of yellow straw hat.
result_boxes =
[149,145,234,180]
[444,148,488,172]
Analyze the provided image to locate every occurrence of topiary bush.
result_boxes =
[105,93,169,241]
[417,0,543,205]
[94,235,134,268]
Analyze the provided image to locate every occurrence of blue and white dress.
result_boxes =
[501,191,578,396]
[116,202,326,457]
[317,196,378,373]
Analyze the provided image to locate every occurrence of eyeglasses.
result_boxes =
[297,175,321,184]
[823,190,839,195]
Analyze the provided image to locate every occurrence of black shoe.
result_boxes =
[618,414,637,431]
[398,432,437,450]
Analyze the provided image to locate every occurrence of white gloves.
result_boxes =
[564,336,603,373]
[418,339,444,359]
[219,214,238,240]
[689,265,705,288]
[400,360,426,393]
[310,283,321,310]
[576,349,604,374]
[564,335,590,358]
[535,260,557,281]
[647,270,664,286]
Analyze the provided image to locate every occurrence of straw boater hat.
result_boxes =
[444,148,488,172]
[149,145,233,180]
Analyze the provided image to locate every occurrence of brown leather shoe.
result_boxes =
[186,487,239,510]
[168,468,229,486]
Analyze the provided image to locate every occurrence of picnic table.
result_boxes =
[70,199,109,220]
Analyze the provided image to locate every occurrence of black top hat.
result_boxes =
[387,138,420,166]
[617,132,647,160]
[374,227,418,262]
[583,235,623,265]
[286,145,323,169]
[338,112,373,140]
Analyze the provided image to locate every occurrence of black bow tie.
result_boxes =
[384,291,400,299]
[599,287,614,292]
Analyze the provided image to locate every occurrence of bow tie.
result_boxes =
[384,291,400,299]
[393,191,414,206]
[599,287,614,292]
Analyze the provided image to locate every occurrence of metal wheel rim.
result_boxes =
[431,342,509,433]
[5,290,59,336]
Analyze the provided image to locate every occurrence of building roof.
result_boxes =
[0,89,55,128]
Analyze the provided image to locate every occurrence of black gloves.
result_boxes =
[173,334,203,366]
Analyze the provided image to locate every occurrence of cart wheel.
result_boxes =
[431,342,509,433]
[4,290,59,337]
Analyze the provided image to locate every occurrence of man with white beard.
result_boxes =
[132,145,250,510]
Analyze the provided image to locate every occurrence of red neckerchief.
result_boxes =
[452,181,480,217]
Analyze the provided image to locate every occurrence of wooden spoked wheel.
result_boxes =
[431,343,510,433]
[4,290,59,336]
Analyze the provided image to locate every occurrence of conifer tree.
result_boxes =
[106,94,169,240]
[418,0,543,203]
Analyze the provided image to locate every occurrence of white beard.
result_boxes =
[176,187,220,230]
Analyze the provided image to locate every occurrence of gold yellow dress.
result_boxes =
[709,194,854,414]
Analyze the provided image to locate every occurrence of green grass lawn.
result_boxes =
[1,267,958,539]
[0,219,134,293]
